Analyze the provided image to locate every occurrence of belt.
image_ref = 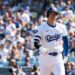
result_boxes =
[48,52,58,56]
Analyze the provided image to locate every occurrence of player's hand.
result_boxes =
[63,56,68,64]
[34,41,41,49]
[39,47,48,55]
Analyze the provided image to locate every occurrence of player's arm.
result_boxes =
[62,36,68,56]
[32,26,42,49]
[62,25,69,56]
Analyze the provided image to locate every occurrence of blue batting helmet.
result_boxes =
[47,7,59,17]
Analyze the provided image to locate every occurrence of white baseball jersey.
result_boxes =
[33,22,68,53]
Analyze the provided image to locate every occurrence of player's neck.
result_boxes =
[47,19,56,26]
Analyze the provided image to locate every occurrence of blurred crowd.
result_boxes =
[0,0,75,75]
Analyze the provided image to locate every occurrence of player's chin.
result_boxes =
[51,16,57,20]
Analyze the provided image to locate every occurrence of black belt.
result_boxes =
[48,52,58,56]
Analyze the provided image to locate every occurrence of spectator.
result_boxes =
[31,65,40,75]
[16,40,25,61]
[69,31,75,57]
[3,12,10,22]
[0,42,9,61]
[61,6,73,18]
[25,54,31,67]
[6,18,17,37]
[9,68,16,75]
[21,28,27,38]
[20,9,30,28]
[65,62,75,75]
[12,30,25,45]
[4,38,12,50]
[16,12,22,25]
[9,59,26,75]
[9,45,20,60]
[0,17,5,40]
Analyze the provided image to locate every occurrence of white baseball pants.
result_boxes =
[39,53,65,75]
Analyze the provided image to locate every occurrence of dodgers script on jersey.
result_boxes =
[33,22,68,53]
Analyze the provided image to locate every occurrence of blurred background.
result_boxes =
[0,0,75,75]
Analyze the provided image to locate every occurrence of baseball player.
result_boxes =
[32,7,68,75]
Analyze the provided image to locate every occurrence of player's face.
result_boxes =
[48,12,58,20]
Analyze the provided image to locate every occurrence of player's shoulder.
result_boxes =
[36,22,47,29]
[32,22,46,34]
[56,22,66,29]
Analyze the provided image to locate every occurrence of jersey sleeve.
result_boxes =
[33,26,42,42]
[62,25,68,37]
[31,26,42,49]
